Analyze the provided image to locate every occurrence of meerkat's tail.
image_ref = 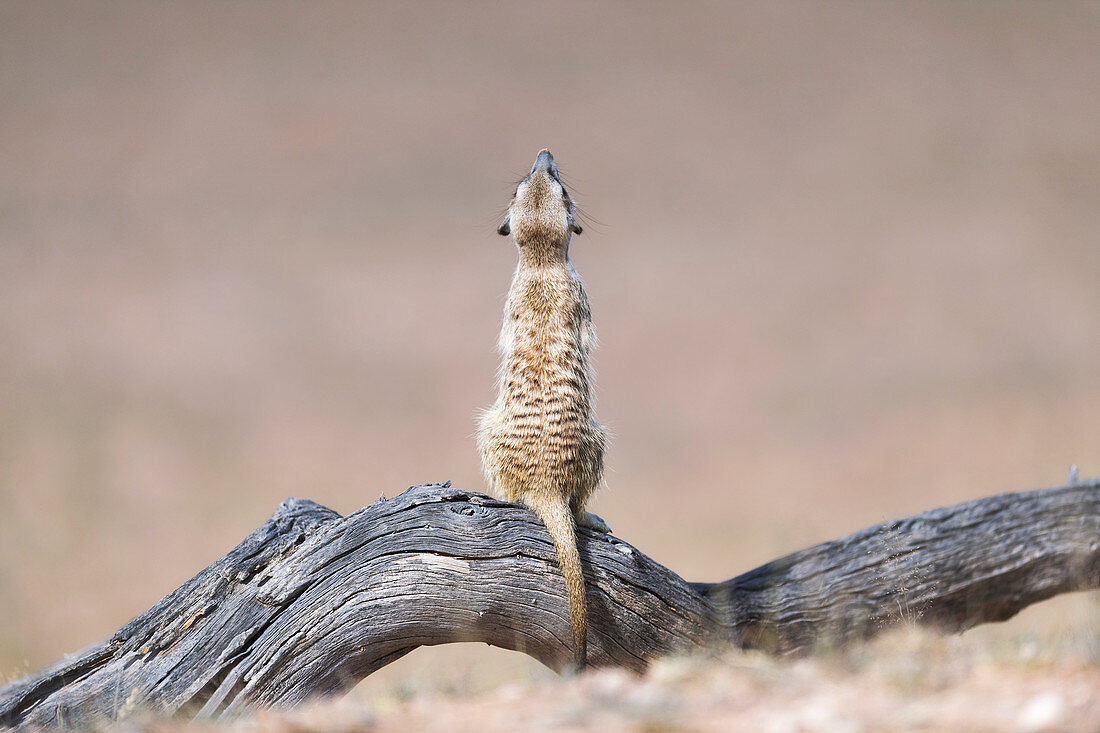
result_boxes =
[532,498,587,672]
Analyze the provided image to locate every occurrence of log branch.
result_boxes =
[1,479,1097,728]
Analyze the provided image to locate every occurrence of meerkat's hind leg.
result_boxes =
[570,493,611,533]
[516,492,609,532]
[575,509,611,534]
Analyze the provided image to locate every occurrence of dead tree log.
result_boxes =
[1,479,1097,728]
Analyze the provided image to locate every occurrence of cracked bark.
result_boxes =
[1,479,1097,729]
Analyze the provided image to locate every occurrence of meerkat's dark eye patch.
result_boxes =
[497,216,511,236]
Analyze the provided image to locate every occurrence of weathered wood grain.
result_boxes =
[1,479,1097,728]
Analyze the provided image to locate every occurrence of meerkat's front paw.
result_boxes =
[576,511,611,534]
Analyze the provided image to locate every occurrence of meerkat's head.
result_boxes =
[497,149,582,248]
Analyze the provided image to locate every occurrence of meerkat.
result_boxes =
[477,149,610,672]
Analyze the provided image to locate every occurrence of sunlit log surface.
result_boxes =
[2,479,1097,729]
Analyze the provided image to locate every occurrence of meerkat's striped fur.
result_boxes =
[477,149,609,671]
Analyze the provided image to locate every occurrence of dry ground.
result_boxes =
[1,1,1098,728]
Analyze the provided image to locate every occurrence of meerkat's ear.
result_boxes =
[497,216,511,236]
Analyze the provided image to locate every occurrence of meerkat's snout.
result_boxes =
[531,148,559,178]
[497,149,582,239]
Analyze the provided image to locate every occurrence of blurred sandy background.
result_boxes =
[1,1,1097,693]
